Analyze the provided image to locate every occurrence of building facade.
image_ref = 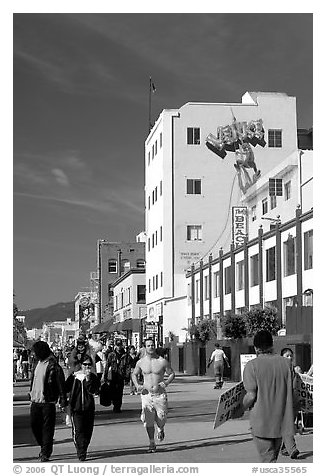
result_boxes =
[145,91,300,341]
[95,239,145,324]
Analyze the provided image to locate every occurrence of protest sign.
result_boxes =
[240,354,256,379]
[295,373,313,412]
[213,381,246,429]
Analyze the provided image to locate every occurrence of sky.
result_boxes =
[11,11,313,311]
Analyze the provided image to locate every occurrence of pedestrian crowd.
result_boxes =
[16,330,312,464]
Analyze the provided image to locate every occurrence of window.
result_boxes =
[186,179,202,195]
[108,259,117,273]
[204,276,209,300]
[187,225,202,241]
[195,280,199,303]
[187,127,200,145]
[152,233,155,248]
[284,181,291,201]
[213,271,219,297]
[236,260,245,291]
[148,238,150,252]
[155,140,157,155]
[152,144,155,159]
[160,272,163,287]
[152,190,155,205]
[160,226,162,241]
[269,178,283,196]
[270,195,277,210]
[148,152,150,165]
[268,129,282,148]
[155,186,158,202]
[137,285,146,303]
[148,279,151,293]
[266,247,276,282]
[148,196,150,210]
[153,276,155,290]
[160,132,162,148]
[156,274,158,289]
[136,259,145,269]
[304,230,313,270]
[224,266,232,295]
[250,254,259,286]
[160,180,162,196]
[284,235,296,276]
[155,230,158,245]
[122,260,130,272]
[251,205,257,222]
[262,198,268,215]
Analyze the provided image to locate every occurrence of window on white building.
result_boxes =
[160,226,163,241]
[204,276,209,300]
[148,195,150,210]
[236,260,245,291]
[270,195,277,210]
[251,205,257,222]
[152,144,155,159]
[137,285,146,303]
[262,198,268,215]
[148,239,150,252]
[213,271,219,297]
[160,132,162,148]
[266,247,276,282]
[108,260,117,273]
[187,127,200,145]
[160,180,162,196]
[250,254,259,287]
[284,235,296,276]
[160,272,163,287]
[155,140,157,155]
[155,186,158,202]
[148,151,150,165]
[186,179,202,194]
[268,129,282,148]
[284,181,291,201]
[224,266,232,295]
[304,229,313,270]
[187,225,202,241]
[195,280,199,303]
[148,279,151,293]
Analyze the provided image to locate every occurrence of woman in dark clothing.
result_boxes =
[103,339,128,412]
[65,355,100,461]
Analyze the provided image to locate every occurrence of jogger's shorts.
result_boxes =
[140,390,168,427]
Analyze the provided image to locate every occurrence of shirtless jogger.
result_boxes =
[132,338,175,453]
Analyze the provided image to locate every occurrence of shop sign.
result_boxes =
[232,206,248,247]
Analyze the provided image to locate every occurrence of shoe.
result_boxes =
[157,429,165,442]
[213,385,218,389]
[147,443,156,453]
[113,408,122,413]
[290,449,300,459]
[40,456,49,462]
[281,450,289,457]
[78,454,86,462]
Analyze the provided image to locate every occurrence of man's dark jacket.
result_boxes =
[30,354,67,407]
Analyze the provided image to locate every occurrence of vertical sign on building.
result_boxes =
[232,206,248,247]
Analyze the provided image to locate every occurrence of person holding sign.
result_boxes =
[207,343,230,389]
[242,330,295,463]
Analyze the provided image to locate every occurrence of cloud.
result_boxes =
[51,168,70,186]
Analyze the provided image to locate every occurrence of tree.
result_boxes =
[221,312,247,339]
[244,306,280,337]
[185,318,217,344]
[13,295,27,346]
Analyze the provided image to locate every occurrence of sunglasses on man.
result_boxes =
[82,362,92,367]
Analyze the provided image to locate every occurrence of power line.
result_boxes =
[192,172,238,267]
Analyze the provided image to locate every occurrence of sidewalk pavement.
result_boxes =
[13,374,313,464]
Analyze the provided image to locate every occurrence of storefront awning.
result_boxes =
[121,318,141,331]
[90,318,114,334]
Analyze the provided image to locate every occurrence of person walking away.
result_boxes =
[65,355,100,461]
[132,337,175,453]
[29,341,67,462]
[242,330,295,463]
[126,345,139,395]
[13,348,19,383]
[207,343,230,389]
[103,339,128,413]
[21,348,29,380]
[278,348,300,459]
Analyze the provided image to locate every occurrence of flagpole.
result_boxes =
[149,76,152,133]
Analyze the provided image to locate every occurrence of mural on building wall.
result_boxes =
[206,111,266,193]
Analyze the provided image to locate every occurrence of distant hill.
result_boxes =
[22,301,75,330]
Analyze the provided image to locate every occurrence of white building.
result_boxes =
[145,91,300,342]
